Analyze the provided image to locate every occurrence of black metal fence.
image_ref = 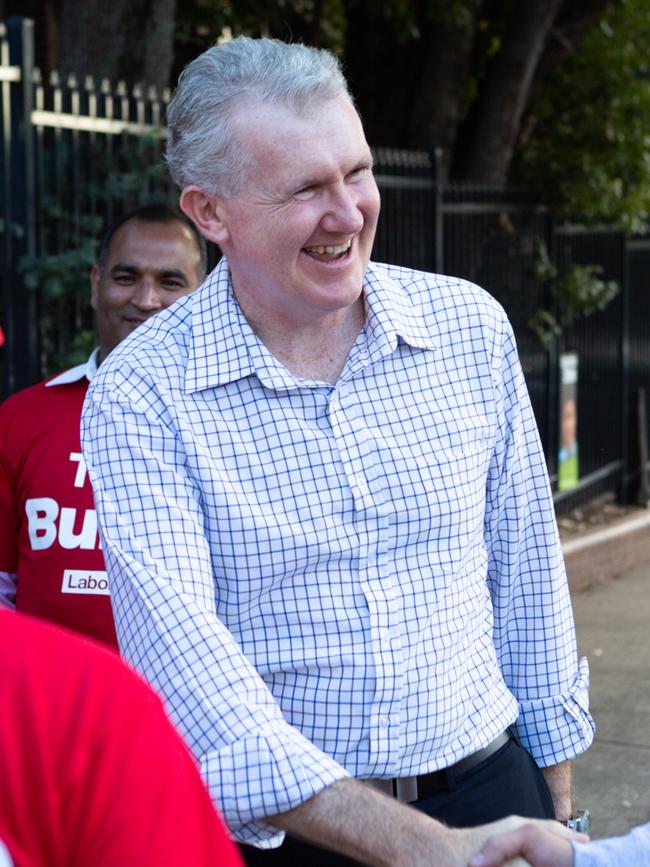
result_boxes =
[2,16,649,512]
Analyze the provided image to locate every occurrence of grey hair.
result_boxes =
[165,36,352,197]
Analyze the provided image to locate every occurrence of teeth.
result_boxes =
[307,240,352,255]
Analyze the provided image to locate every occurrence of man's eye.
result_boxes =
[162,282,185,290]
[347,167,370,182]
[294,187,316,201]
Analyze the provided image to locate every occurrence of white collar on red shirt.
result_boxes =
[45,348,99,387]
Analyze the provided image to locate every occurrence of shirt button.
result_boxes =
[352,476,369,496]
[380,628,392,643]
[379,716,390,729]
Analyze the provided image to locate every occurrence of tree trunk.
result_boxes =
[406,14,478,173]
[520,0,616,147]
[452,0,564,184]
[58,0,177,90]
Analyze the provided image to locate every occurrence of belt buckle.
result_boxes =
[394,776,418,803]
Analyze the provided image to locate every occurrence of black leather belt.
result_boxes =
[365,731,511,803]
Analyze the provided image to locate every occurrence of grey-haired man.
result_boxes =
[82,37,593,866]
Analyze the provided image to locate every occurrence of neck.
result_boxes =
[242,297,365,385]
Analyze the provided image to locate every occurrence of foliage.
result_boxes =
[529,240,620,349]
[51,328,95,370]
[515,0,650,230]
[173,0,347,78]
[18,132,170,375]
[0,219,24,239]
[16,205,99,374]
[19,238,98,300]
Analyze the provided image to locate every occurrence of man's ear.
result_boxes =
[90,264,101,311]
[180,186,229,246]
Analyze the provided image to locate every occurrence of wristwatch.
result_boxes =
[565,810,591,836]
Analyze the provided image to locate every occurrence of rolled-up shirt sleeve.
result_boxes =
[484,317,594,766]
[81,366,348,847]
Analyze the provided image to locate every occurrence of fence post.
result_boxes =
[6,16,38,393]
[635,388,649,506]
[0,24,12,399]
[431,147,444,273]
[546,219,559,483]
[619,233,631,502]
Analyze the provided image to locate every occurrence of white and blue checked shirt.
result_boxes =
[82,258,594,847]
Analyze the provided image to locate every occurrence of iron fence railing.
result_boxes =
[2,16,649,512]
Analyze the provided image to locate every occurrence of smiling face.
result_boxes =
[204,94,381,332]
[90,218,203,361]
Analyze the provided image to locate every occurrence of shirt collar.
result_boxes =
[45,347,100,387]
[185,258,257,393]
[184,258,440,394]
[362,261,441,355]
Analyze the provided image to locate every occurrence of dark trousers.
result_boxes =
[239,738,555,866]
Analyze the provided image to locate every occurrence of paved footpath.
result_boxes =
[566,517,650,840]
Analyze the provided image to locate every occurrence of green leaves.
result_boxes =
[516,0,650,229]
[18,243,98,300]
[24,135,168,375]
[528,240,620,349]
[0,219,24,239]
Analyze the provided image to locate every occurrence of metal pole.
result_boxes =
[546,217,559,482]
[7,16,38,393]
[618,232,630,503]
[0,22,14,399]
[431,147,444,273]
[636,388,649,506]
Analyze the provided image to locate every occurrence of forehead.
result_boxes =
[232,95,371,187]
[105,219,200,270]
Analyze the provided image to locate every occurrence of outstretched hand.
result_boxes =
[467,819,589,867]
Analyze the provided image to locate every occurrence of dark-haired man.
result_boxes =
[0,204,206,646]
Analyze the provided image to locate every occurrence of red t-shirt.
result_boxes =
[0,611,243,867]
[0,371,117,645]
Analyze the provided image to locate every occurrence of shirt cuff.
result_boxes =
[511,656,595,766]
[201,721,350,846]
[0,572,17,609]
[572,822,650,867]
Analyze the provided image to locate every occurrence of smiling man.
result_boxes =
[81,39,593,866]
[0,203,206,645]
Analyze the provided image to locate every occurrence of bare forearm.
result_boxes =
[541,760,573,821]
[271,779,447,866]
[270,779,532,867]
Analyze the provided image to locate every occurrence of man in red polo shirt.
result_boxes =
[0,203,206,645]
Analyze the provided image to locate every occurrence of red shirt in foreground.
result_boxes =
[0,611,242,867]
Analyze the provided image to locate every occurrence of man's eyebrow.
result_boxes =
[109,262,190,283]
[110,261,138,274]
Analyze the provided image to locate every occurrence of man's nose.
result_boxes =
[321,185,365,234]
[132,280,163,311]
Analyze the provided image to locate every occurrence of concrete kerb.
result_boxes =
[562,508,650,593]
